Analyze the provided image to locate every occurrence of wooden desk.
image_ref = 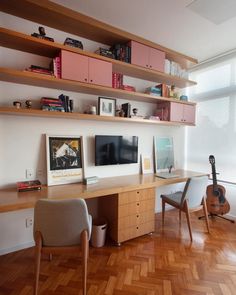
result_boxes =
[0,170,206,244]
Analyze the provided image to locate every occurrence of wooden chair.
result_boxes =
[34,199,92,295]
[161,176,210,241]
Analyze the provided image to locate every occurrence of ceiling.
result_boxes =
[52,0,236,64]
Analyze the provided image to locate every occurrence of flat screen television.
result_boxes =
[95,135,138,166]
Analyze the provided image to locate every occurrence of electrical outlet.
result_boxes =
[26,217,33,228]
[26,169,33,179]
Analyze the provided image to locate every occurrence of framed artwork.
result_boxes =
[98,97,116,116]
[46,135,83,186]
[154,137,174,172]
[141,154,153,174]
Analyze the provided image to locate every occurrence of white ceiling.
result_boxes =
[53,0,236,63]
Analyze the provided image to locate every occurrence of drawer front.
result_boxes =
[118,210,154,228]
[119,188,155,205]
[118,221,155,243]
[118,198,155,218]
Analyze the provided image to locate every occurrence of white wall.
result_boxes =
[0,12,187,254]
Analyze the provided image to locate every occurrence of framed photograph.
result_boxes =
[141,154,153,174]
[46,135,84,186]
[154,136,174,173]
[98,97,116,116]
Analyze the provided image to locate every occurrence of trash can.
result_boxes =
[91,218,107,247]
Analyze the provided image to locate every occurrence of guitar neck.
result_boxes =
[211,164,218,189]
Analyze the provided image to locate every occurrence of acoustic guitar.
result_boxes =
[206,155,230,215]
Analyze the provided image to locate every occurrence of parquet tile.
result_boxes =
[1,210,236,294]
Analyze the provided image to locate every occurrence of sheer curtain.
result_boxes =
[186,54,236,183]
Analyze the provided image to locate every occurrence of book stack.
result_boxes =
[95,47,115,59]
[121,85,136,92]
[17,180,42,192]
[41,97,65,112]
[110,43,131,63]
[155,84,169,97]
[25,65,53,76]
[50,55,61,78]
[112,72,123,89]
[58,94,73,112]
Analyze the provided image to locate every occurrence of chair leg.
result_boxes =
[162,198,165,226]
[81,230,89,295]
[202,197,210,233]
[34,231,42,295]
[184,202,193,241]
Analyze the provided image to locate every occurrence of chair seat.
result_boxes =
[161,191,183,206]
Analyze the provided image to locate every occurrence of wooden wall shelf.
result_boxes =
[0,28,197,88]
[0,0,197,69]
[0,107,195,126]
[0,67,196,106]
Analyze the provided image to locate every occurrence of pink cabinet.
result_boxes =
[156,101,196,124]
[61,50,112,87]
[170,102,195,124]
[130,41,165,72]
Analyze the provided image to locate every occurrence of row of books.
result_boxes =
[50,55,61,78]
[110,43,131,63]
[112,72,123,89]
[164,59,188,79]
[145,84,169,97]
[41,95,73,112]
[25,65,53,76]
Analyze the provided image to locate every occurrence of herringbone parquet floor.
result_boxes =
[1,210,236,295]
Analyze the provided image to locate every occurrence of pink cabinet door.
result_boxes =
[170,102,183,122]
[89,58,112,87]
[61,50,89,82]
[183,105,196,124]
[149,47,165,72]
[130,41,149,68]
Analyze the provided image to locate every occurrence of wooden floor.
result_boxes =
[1,210,236,295]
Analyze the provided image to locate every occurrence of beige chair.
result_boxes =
[34,198,92,295]
[161,176,210,241]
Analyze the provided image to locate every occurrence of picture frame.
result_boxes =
[46,135,84,186]
[141,154,153,174]
[98,97,116,116]
[154,136,174,173]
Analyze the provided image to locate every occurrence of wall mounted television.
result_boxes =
[95,135,138,166]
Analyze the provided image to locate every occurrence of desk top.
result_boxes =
[0,170,207,213]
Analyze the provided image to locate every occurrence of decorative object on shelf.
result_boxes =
[16,179,42,192]
[46,135,84,186]
[180,95,188,101]
[89,105,97,115]
[98,97,116,117]
[13,101,21,109]
[64,37,83,49]
[31,26,54,42]
[132,108,138,116]
[169,85,179,99]
[95,47,115,59]
[69,99,74,112]
[121,103,131,118]
[25,100,32,108]
[141,154,153,174]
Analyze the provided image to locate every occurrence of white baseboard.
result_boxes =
[0,241,35,256]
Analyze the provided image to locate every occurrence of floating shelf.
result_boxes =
[0,107,195,126]
[0,0,197,69]
[0,28,197,88]
[0,67,196,106]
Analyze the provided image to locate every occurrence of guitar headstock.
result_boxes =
[209,155,215,165]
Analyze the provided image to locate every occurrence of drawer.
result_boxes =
[117,221,155,243]
[119,188,155,205]
[118,198,155,218]
[118,210,154,228]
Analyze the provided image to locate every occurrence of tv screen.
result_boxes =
[95,135,138,166]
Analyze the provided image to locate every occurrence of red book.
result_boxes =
[17,180,42,192]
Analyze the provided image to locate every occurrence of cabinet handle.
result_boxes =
[90,79,93,82]
[137,203,140,206]
[136,191,140,194]
[146,64,148,67]
[136,226,139,230]
[136,215,139,218]
[150,65,152,68]
[84,78,87,81]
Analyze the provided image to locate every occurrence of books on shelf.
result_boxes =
[121,103,131,118]
[50,55,61,78]
[17,180,42,192]
[41,97,65,112]
[121,85,136,92]
[110,43,131,63]
[25,65,53,76]
[112,72,123,89]
[95,47,115,59]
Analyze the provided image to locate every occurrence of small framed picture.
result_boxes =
[141,154,153,174]
[98,97,116,116]
[46,135,84,186]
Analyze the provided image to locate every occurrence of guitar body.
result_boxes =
[207,155,230,215]
[206,184,230,215]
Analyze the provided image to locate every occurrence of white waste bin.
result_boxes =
[91,218,107,247]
